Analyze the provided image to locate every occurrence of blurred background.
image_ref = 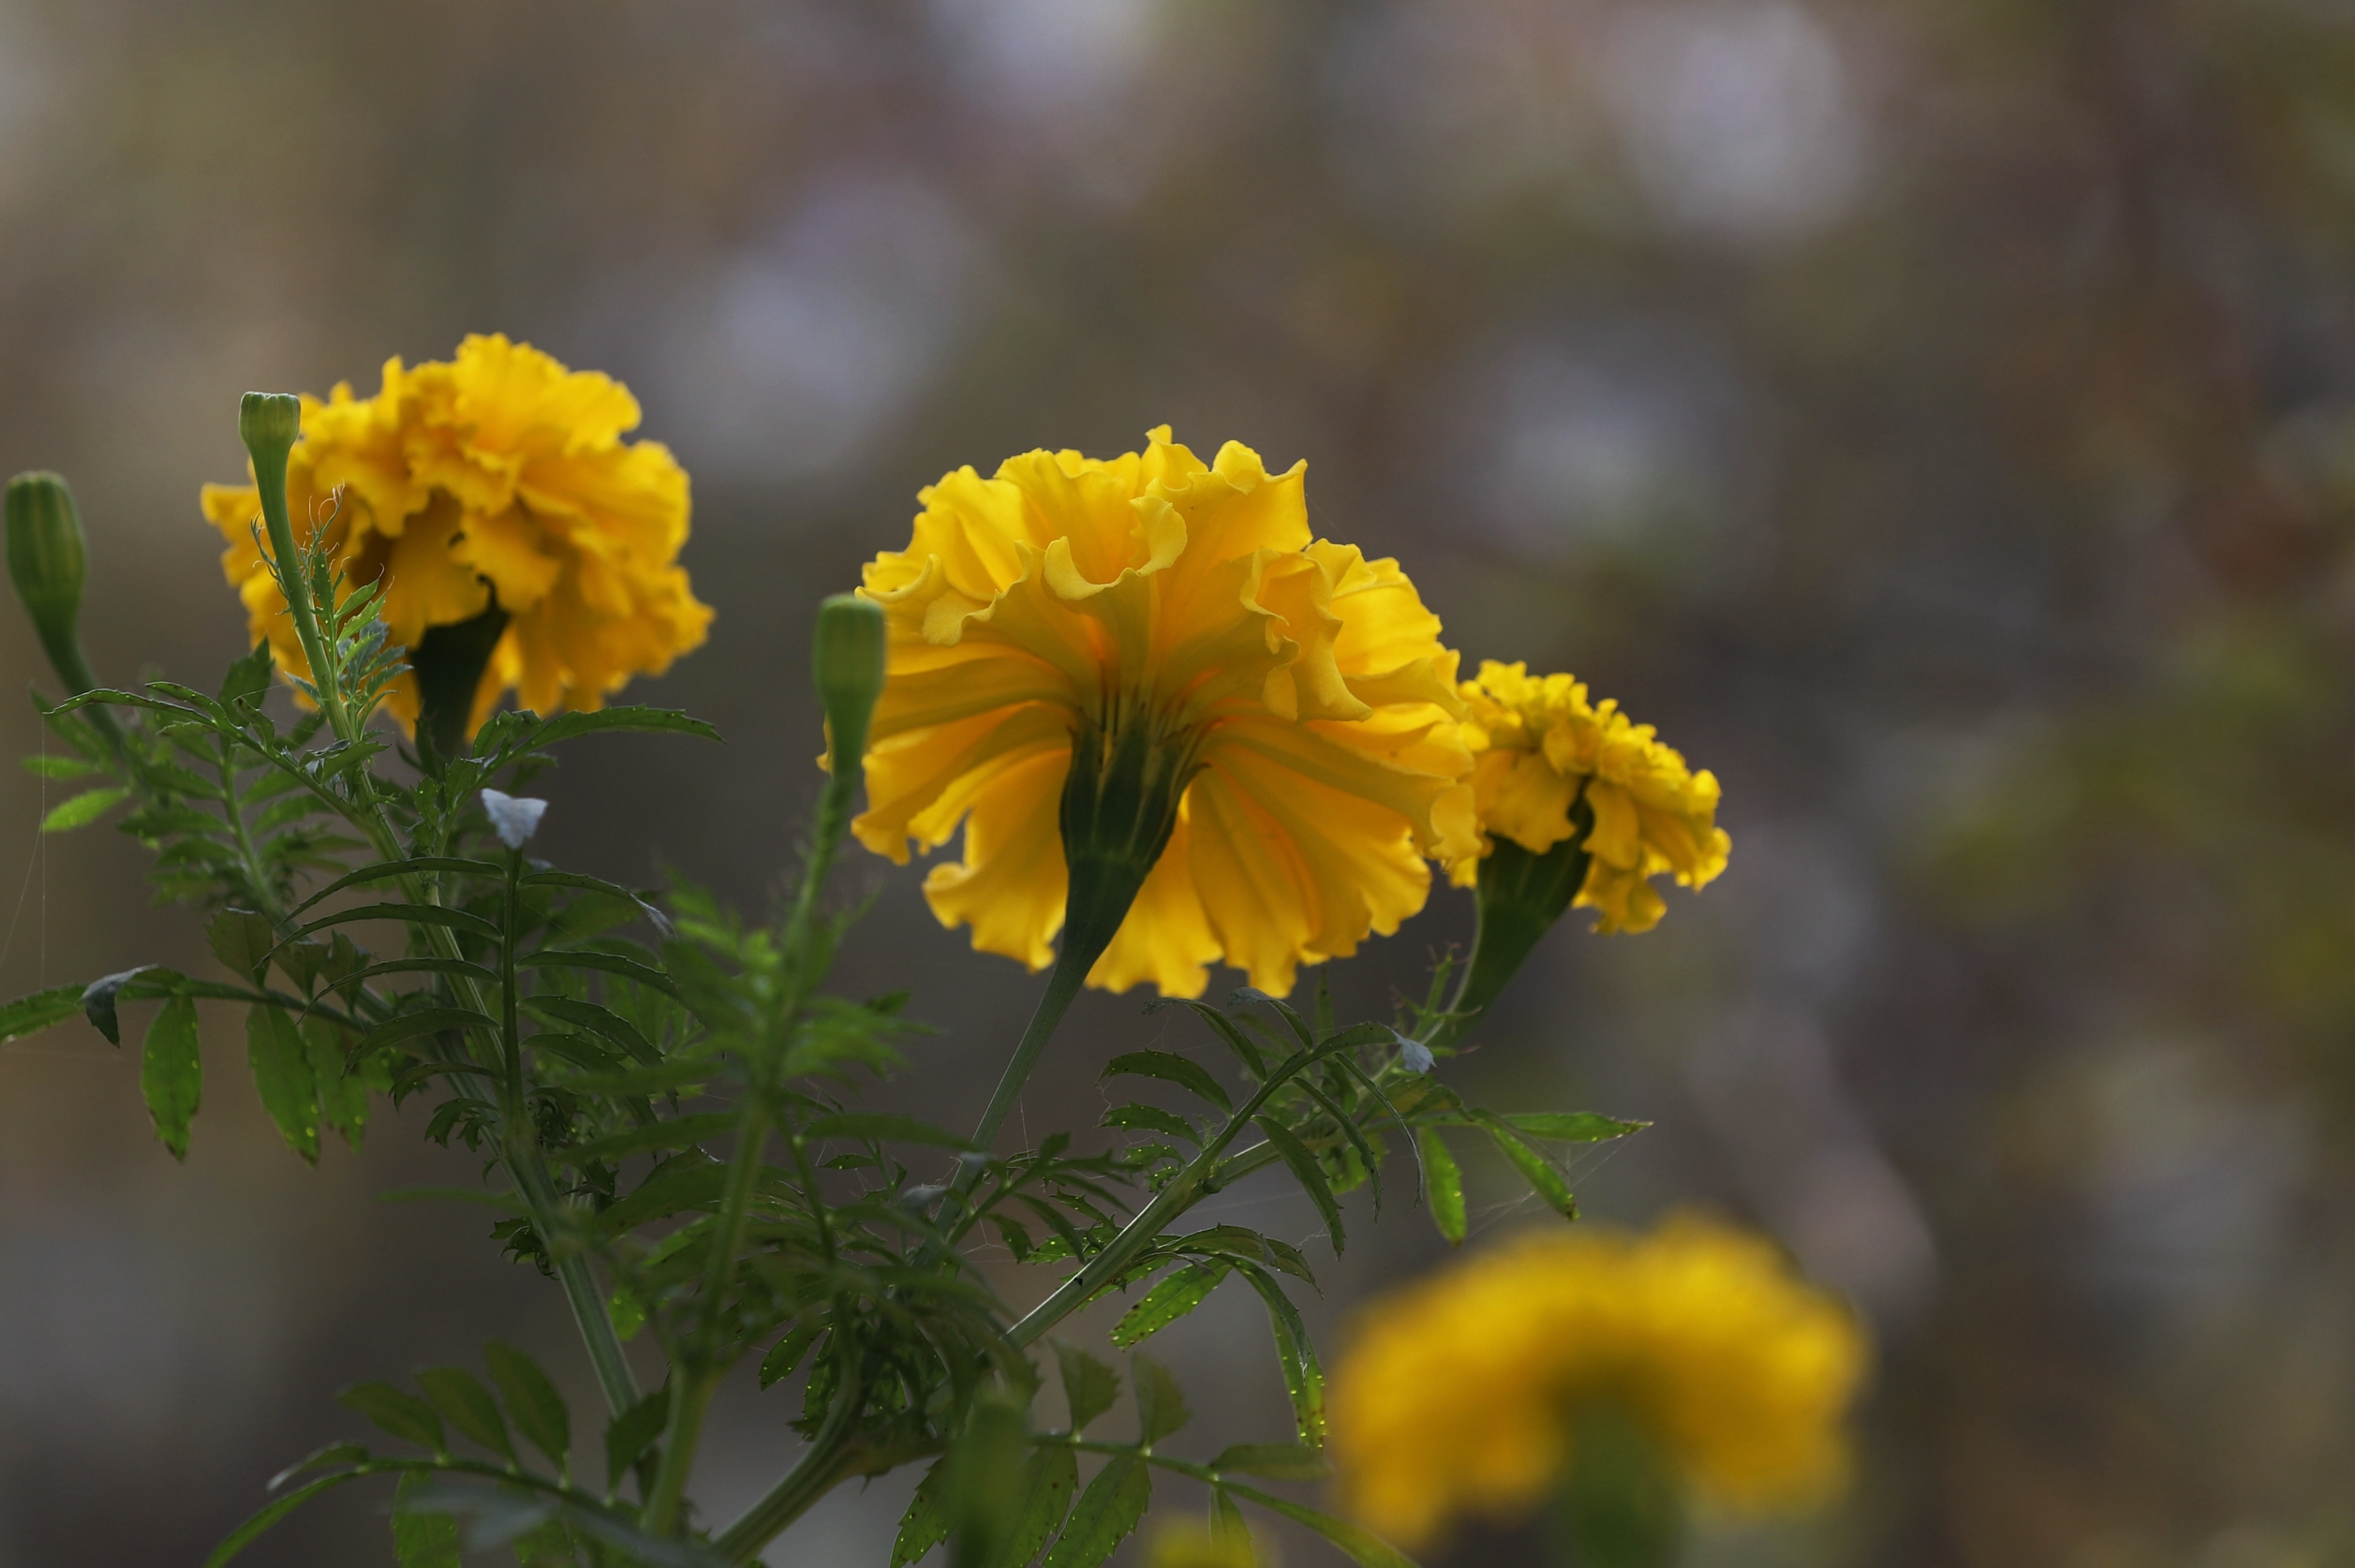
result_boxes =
[3,0,2353,1562]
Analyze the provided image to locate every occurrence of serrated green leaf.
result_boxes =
[758,1325,822,1390]
[519,948,683,1001]
[518,873,673,938]
[991,1444,1079,1568]
[1148,998,1270,1078]
[1478,1116,1577,1220]
[200,1471,368,1568]
[598,1155,728,1233]
[485,1342,570,1471]
[285,858,504,922]
[1210,1487,1251,1548]
[1109,1263,1228,1349]
[520,994,659,1063]
[355,1006,500,1058]
[800,1111,979,1148]
[141,994,201,1161]
[219,639,274,706]
[1133,1355,1192,1445]
[604,1388,668,1492]
[1055,1343,1119,1434]
[419,1366,515,1463]
[38,785,128,832]
[1208,1442,1330,1481]
[1296,1073,1385,1213]
[1042,1454,1149,1568]
[339,1381,446,1452]
[247,1005,319,1163]
[891,1457,950,1568]
[21,752,100,778]
[1417,1129,1465,1245]
[1103,1051,1231,1112]
[304,1015,368,1151]
[523,706,722,750]
[1503,1111,1648,1142]
[1233,1263,1325,1445]
[0,984,82,1045]
[289,901,501,944]
[1219,1483,1416,1568]
[392,1471,464,1568]
[1256,1117,1344,1253]
[1101,1102,1197,1145]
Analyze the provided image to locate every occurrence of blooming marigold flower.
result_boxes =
[852,427,1475,998]
[200,334,712,739]
[1329,1217,1867,1550]
[1453,660,1730,934]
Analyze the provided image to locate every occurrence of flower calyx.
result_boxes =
[1058,703,1200,971]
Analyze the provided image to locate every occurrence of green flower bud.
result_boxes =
[812,593,886,765]
[5,470,99,697]
[238,391,303,462]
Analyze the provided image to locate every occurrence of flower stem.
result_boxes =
[970,946,1091,1151]
[243,392,642,1419]
[710,1353,867,1562]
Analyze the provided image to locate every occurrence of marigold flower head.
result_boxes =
[200,334,712,736]
[1328,1217,1867,1549]
[852,427,1477,998]
[1453,660,1730,933]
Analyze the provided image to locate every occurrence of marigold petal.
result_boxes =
[920,747,1069,970]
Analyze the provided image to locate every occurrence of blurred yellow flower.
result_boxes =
[1453,660,1730,933]
[1328,1217,1866,1550]
[200,334,711,736]
[852,427,1476,998]
[1142,1521,1266,1568]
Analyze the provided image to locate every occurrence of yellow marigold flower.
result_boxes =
[1329,1217,1867,1550]
[852,427,1475,998]
[1454,660,1730,933]
[200,334,712,736]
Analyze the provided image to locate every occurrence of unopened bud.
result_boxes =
[813,593,886,764]
[238,392,303,463]
[6,471,99,697]
[6,472,86,632]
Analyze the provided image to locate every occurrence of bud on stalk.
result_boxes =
[6,471,102,699]
[812,593,886,770]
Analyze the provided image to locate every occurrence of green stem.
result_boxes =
[215,738,288,925]
[501,849,526,1116]
[970,947,1091,1151]
[644,1097,771,1534]
[710,1352,866,1563]
[246,429,354,744]
[1004,1045,1337,1348]
[511,1149,643,1417]
[250,427,641,1419]
[646,717,871,1534]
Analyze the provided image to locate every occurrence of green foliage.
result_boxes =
[141,995,201,1160]
[0,471,1636,1568]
